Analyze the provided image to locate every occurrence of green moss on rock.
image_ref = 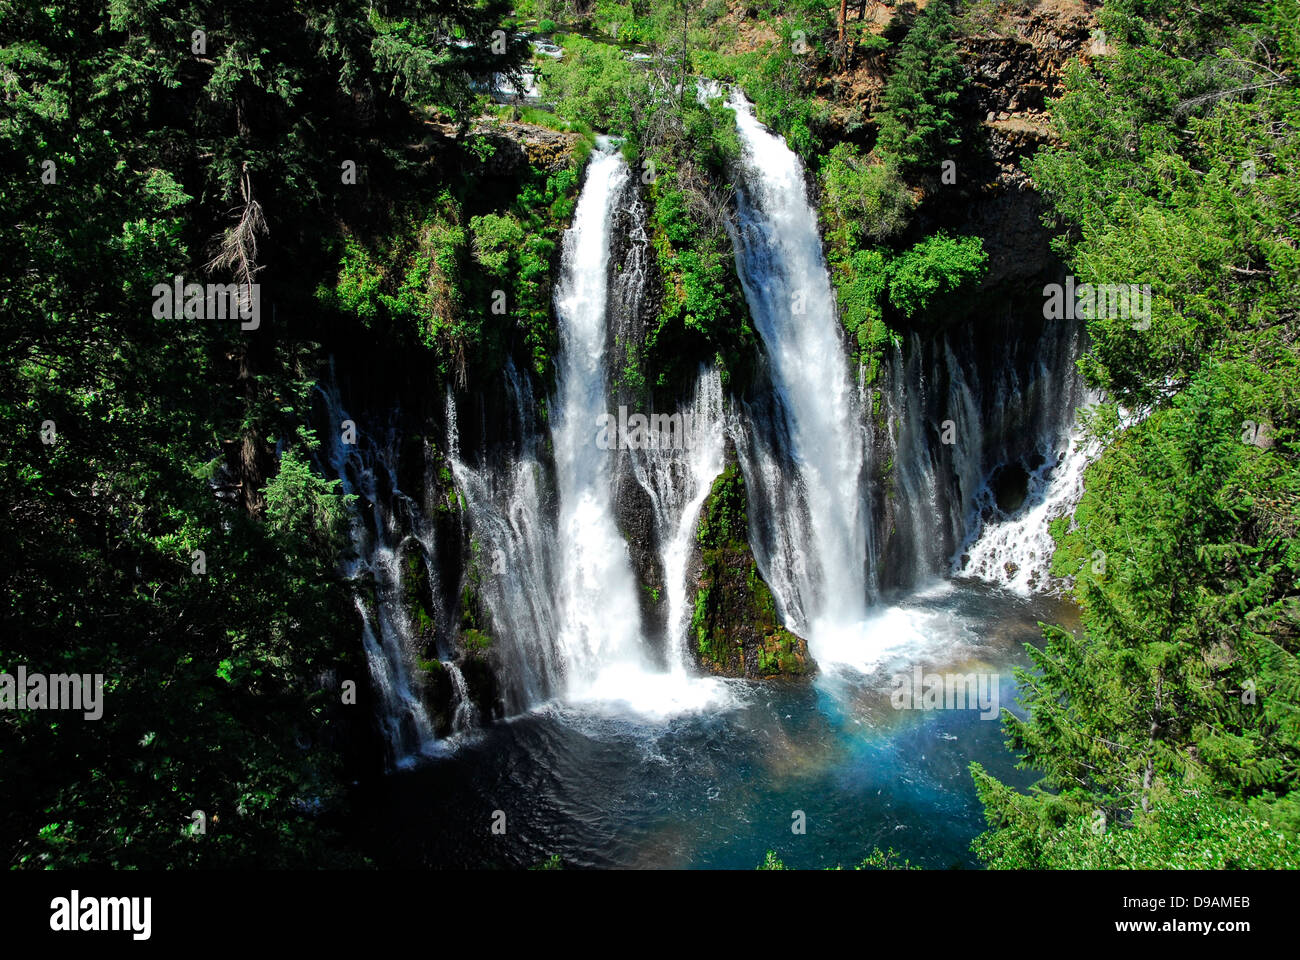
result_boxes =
[401,541,437,641]
[688,460,812,679]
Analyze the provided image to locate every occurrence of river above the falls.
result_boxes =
[352,581,1076,869]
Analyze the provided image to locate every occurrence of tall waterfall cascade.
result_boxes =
[445,140,733,723]
[722,87,1093,668]
[548,145,647,690]
[334,95,1095,755]
[726,89,875,668]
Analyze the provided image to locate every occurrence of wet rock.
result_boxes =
[991,462,1030,514]
[417,659,454,739]
[399,537,439,647]
[457,640,505,722]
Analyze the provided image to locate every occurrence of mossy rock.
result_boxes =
[414,656,454,739]
[457,638,504,722]
[400,539,438,643]
[461,628,492,654]
[688,459,814,679]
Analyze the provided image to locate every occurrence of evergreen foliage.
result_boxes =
[972,0,1300,869]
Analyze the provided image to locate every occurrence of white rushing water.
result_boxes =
[550,144,650,688]
[444,361,561,714]
[721,85,1096,670]
[726,89,873,668]
[627,368,728,673]
[318,378,444,767]
[447,142,734,720]
[552,143,733,715]
[955,390,1101,595]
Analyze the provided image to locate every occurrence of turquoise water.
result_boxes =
[356,582,1074,869]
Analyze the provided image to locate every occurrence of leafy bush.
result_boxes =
[537,36,638,134]
[886,231,987,316]
[469,213,526,275]
[821,143,914,244]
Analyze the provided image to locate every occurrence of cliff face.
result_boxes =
[811,1,1098,289]
[954,2,1097,288]
[427,117,582,175]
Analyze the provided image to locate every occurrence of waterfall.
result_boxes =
[726,90,873,666]
[444,141,733,719]
[333,87,1095,748]
[445,660,481,732]
[317,378,448,768]
[872,317,1096,596]
[626,368,728,673]
[444,361,561,714]
[722,87,1094,672]
[948,320,1101,594]
[549,142,652,691]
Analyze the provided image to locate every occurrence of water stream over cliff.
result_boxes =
[727,89,874,669]
[444,141,734,721]
[331,94,1094,862]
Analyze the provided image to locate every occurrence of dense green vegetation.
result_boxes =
[536,21,759,400]
[971,0,1300,869]
[317,158,585,385]
[0,0,525,867]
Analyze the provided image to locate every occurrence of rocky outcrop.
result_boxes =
[687,456,813,679]
[614,469,669,654]
[452,542,507,722]
[803,1,1098,300]
[959,1,1097,190]
[426,117,582,175]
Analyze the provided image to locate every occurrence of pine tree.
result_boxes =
[875,0,965,173]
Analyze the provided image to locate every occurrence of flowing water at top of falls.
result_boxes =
[726,90,873,667]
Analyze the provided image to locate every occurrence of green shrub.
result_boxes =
[469,213,526,276]
[886,231,987,317]
[821,143,914,244]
